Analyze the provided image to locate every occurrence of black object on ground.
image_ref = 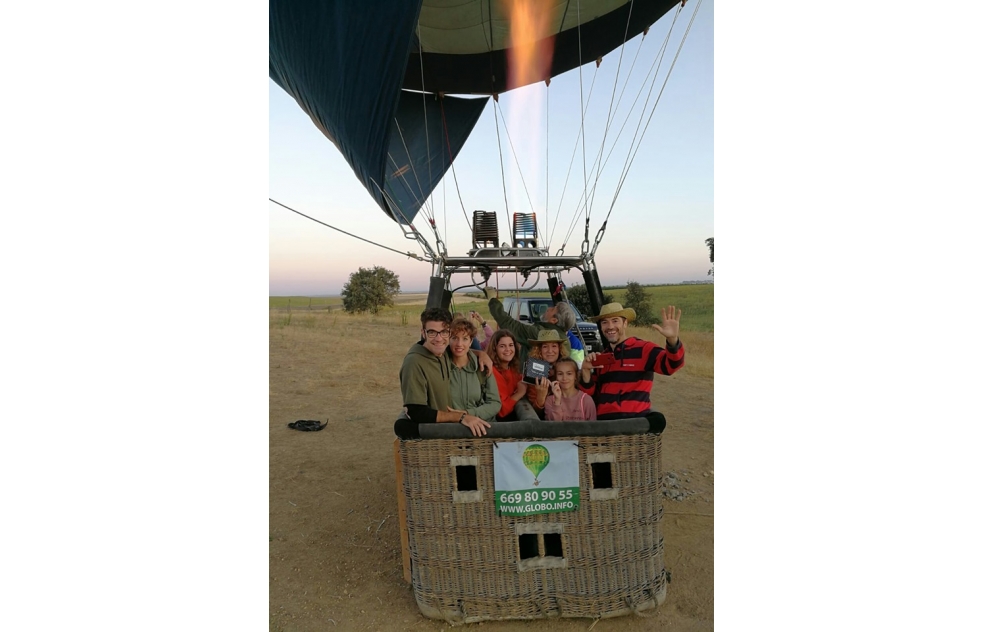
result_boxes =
[288,420,327,431]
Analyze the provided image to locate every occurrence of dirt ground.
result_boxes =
[270,311,714,631]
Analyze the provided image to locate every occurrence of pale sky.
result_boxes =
[270,0,714,295]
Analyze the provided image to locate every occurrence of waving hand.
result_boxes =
[651,305,682,346]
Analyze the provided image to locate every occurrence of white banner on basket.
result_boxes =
[493,441,580,516]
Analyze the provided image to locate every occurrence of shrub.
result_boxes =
[565,283,615,317]
[624,281,659,326]
[341,266,401,315]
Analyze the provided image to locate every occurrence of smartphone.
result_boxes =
[591,352,615,368]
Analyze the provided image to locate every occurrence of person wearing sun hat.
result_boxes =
[523,329,572,417]
[482,286,569,366]
[578,302,685,430]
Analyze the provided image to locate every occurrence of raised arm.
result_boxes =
[651,305,682,348]
[578,353,598,396]
[488,297,539,342]
[479,321,495,350]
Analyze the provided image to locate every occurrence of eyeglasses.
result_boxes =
[424,329,450,339]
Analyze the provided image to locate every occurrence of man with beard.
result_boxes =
[579,302,685,432]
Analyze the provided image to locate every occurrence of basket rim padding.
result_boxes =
[393,416,654,440]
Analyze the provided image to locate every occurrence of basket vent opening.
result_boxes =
[543,533,564,558]
[518,534,539,560]
[455,465,477,491]
[591,462,613,489]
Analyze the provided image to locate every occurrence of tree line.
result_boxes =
[341,237,713,319]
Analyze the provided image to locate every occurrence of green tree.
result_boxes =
[624,281,658,326]
[341,266,401,315]
[706,237,714,276]
[565,283,614,317]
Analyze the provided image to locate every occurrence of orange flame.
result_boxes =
[503,0,555,91]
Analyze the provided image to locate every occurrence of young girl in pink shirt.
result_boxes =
[544,357,597,421]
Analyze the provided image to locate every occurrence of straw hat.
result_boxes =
[529,329,570,355]
[589,302,636,323]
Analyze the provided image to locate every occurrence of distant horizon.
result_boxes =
[270,279,713,298]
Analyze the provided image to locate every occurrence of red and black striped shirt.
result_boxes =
[579,337,685,419]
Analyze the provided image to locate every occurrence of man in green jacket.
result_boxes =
[483,288,574,422]
[483,287,571,366]
[399,306,493,437]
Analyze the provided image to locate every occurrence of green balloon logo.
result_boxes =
[522,444,551,486]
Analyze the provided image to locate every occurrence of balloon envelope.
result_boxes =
[269,0,680,225]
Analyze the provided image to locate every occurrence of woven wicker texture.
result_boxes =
[398,433,666,623]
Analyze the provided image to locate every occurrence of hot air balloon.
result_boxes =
[522,443,551,486]
[269,0,703,311]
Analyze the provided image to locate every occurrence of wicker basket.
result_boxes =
[393,419,666,623]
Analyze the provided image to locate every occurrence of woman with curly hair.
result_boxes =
[447,317,501,433]
[524,329,569,418]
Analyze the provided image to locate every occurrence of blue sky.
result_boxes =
[269,0,714,295]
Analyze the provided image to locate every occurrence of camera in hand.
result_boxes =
[523,358,551,384]
[591,352,615,368]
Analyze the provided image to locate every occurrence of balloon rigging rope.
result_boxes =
[556,3,678,253]
[417,25,434,229]
[268,198,424,261]
[492,99,512,225]
[587,0,636,222]
[388,118,434,232]
[417,25,457,242]
[601,0,701,231]
[557,16,673,252]
[576,0,588,243]
[440,100,472,232]
[496,104,537,230]
[385,151,432,230]
[548,68,600,250]
[600,6,683,222]
[390,117,447,247]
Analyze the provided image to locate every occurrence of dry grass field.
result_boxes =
[270,306,714,631]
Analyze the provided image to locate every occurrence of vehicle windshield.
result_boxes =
[530,300,586,322]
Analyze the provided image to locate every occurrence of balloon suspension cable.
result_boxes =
[599,0,702,236]
[269,198,425,262]
[496,99,538,237]
[429,217,448,259]
[492,97,512,223]
[576,0,589,245]
[389,118,434,223]
[545,79,549,250]
[589,220,608,259]
[382,154,433,231]
[372,181,440,262]
[557,16,665,254]
[587,0,637,221]
[551,4,684,259]
[549,66,600,251]
[581,217,591,258]
[416,26,434,229]
[440,98,472,232]
[553,274,588,350]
